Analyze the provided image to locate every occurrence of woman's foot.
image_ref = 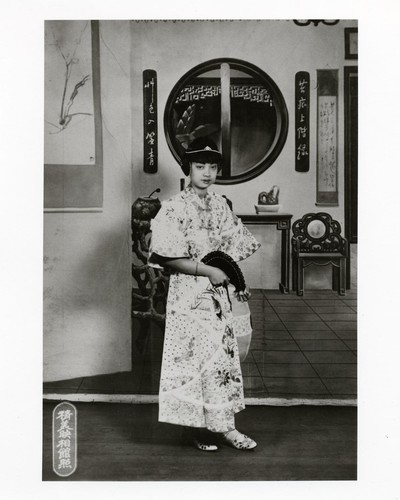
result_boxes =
[192,439,218,452]
[182,427,219,452]
[221,429,257,450]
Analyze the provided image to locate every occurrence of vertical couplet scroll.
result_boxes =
[143,69,158,173]
[295,71,310,172]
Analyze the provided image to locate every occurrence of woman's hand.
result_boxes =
[235,287,251,302]
[207,267,230,287]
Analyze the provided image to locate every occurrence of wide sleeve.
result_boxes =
[148,199,190,269]
[218,198,261,262]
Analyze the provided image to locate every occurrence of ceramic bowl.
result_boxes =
[255,204,281,213]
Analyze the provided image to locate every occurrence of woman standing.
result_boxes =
[148,137,260,451]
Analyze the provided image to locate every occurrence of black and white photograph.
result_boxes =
[2,1,400,498]
[41,17,360,481]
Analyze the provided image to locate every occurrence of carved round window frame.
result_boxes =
[164,57,289,185]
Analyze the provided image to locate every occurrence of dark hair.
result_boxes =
[181,137,222,176]
[182,159,223,176]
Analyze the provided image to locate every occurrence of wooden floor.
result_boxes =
[43,402,357,481]
[44,288,357,401]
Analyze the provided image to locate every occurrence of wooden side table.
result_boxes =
[236,213,293,294]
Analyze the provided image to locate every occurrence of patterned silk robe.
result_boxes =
[148,185,260,432]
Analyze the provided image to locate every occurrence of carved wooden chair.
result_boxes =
[291,212,348,296]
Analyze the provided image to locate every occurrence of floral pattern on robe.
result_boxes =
[148,185,260,432]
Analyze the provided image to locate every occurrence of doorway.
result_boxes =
[344,66,358,288]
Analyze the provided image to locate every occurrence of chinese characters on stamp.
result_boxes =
[52,402,77,477]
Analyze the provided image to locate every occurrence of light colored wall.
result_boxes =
[131,19,357,289]
[43,21,132,381]
[44,20,357,381]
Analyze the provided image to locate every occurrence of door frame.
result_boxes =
[344,65,358,288]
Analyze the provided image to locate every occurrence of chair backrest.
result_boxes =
[291,212,347,254]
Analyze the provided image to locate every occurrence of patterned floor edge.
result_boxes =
[43,393,357,406]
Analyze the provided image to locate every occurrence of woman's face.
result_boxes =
[189,161,219,192]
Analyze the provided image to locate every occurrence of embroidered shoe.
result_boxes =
[192,439,219,452]
[221,429,257,450]
[182,428,219,452]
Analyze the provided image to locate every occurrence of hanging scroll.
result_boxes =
[44,20,103,210]
[316,69,339,206]
[295,71,310,172]
[143,69,158,173]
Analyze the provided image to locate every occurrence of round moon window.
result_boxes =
[164,58,289,184]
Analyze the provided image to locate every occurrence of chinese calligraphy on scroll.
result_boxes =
[317,69,339,205]
[143,70,158,173]
[295,71,310,172]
